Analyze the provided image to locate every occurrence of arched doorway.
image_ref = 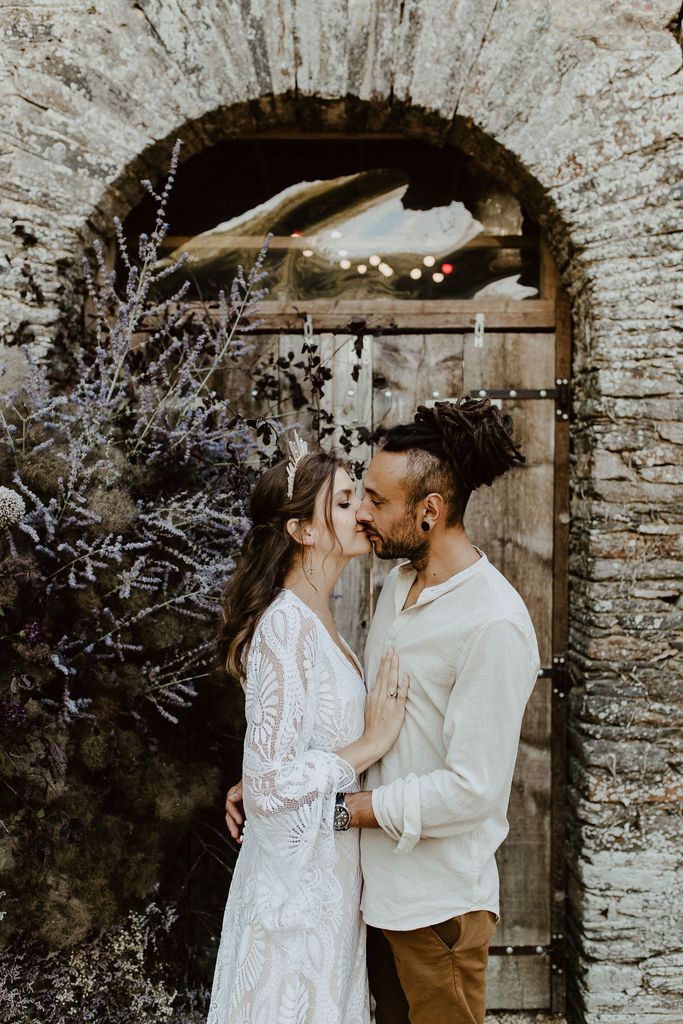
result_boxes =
[123,133,571,1013]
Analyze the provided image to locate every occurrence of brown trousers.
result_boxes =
[367,911,497,1024]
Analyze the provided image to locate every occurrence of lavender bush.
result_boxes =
[0,899,205,1024]
[0,142,370,1019]
[0,142,280,1009]
[1,142,273,729]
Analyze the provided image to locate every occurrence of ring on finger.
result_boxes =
[387,690,398,699]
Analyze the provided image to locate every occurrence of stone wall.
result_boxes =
[1,2,682,1020]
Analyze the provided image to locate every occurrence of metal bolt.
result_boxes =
[540,389,547,398]
[478,389,487,397]
[536,946,544,954]
[505,946,514,955]
[347,389,355,397]
[509,389,517,398]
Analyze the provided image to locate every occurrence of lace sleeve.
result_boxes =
[241,598,356,930]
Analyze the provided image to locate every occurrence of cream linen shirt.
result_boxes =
[360,550,540,930]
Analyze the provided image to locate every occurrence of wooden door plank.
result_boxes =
[372,334,465,430]
[318,334,374,657]
[487,954,551,1009]
[369,334,465,609]
[552,298,571,656]
[539,235,558,303]
[218,333,280,422]
[277,334,311,433]
[463,331,555,391]
[243,299,555,332]
[463,398,555,665]
[550,253,571,1016]
[496,678,552,945]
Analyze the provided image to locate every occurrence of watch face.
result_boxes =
[334,802,351,830]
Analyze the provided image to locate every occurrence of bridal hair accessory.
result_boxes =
[286,431,309,499]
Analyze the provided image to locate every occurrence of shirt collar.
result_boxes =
[394,547,488,613]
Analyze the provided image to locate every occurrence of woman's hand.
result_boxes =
[363,649,410,758]
[337,649,409,775]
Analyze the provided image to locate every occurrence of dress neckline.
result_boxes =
[281,588,364,680]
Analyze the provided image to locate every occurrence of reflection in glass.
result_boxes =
[160,169,539,301]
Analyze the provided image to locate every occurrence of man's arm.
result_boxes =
[345,790,379,828]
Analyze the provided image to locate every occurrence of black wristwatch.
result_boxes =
[333,792,351,831]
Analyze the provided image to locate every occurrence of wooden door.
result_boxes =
[332,330,556,1008]
[245,284,569,1011]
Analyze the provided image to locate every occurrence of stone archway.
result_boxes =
[1,4,681,1021]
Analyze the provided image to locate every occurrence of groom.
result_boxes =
[226,395,540,1024]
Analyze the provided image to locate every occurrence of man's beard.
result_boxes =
[366,519,429,565]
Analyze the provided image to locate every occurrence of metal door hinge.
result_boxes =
[555,377,570,421]
[466,382,571,423]
[537,655,570,699]
[490,943,553,956]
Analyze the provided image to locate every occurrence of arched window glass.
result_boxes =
[127,139,539,302]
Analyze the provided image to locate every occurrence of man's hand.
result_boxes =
[225,779,244,842]
[345,790,379,828]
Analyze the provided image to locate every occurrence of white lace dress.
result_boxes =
[206,588,370,1024]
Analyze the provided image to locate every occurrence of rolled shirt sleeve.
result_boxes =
[371,617,540,854]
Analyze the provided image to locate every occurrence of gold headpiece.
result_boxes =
[286,432,309,499]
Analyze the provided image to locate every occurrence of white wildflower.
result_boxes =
[0,486,26,528]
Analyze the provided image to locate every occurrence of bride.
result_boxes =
[206,441,409,1024]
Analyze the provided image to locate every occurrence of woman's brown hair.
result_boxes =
[218,448,343,684]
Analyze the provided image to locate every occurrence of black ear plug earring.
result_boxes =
[421,521,430,532]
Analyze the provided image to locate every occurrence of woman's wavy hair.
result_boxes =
[218,448,344,685]
[378,394,525,525]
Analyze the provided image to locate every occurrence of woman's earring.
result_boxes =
[306,546,314,574]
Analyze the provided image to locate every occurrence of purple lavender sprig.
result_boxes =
[0,139,273,727]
